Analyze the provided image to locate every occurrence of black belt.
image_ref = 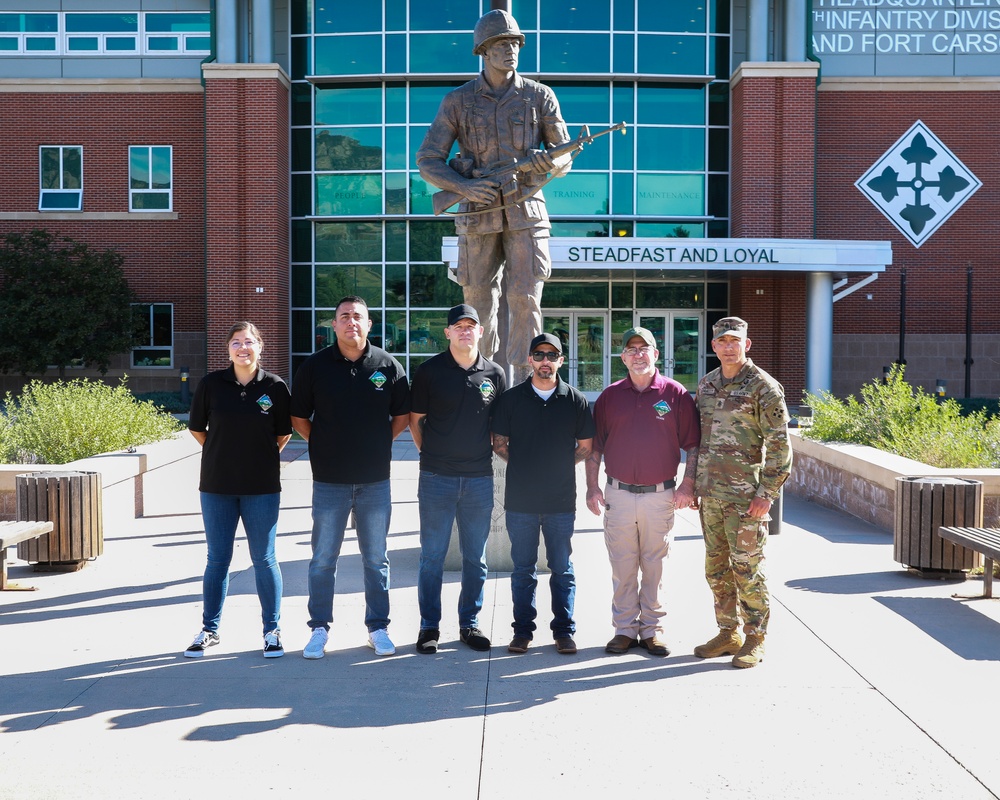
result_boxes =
[607,478,676,494]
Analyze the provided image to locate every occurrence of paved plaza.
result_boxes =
[2,436,999,799]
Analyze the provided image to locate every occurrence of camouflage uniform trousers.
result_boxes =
[698,496,769,635]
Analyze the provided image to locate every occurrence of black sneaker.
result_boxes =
[460,627,491,652]
[184,630,220,658]
[416,628,440,654]
[263,630,284,658]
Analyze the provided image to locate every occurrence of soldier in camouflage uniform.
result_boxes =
[691,317,791,668]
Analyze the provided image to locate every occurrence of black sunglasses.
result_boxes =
[531,351,562,362]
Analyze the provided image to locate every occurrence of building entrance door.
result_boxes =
[635,311,703,393]
[541,312,608,401]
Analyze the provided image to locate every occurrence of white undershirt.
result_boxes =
[532,384,556,401]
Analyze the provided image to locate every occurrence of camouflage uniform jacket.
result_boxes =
[694,358,792,505]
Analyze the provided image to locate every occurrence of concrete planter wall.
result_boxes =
[786,430,1000,532]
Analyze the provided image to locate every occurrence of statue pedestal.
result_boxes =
[444,455,548,573]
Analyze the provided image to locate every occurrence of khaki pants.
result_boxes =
[602,483,675,639]
[457,228,551,369]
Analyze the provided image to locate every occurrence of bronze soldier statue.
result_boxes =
[416,9,572,376]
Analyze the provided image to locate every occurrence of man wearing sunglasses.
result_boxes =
[491,333,595,655]
[585,327,700,657]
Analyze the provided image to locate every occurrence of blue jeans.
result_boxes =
[506,511,576,639]
[417,471,493,630]
[199,492,282,635]
[307,479,391,632]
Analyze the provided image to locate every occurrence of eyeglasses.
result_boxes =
[531,351,562,362]
[623,346,653,357]
[229,339,259,350]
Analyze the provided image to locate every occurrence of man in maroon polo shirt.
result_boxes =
[585,326,700,656]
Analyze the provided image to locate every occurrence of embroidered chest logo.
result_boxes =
[653,400,671,417]
[369,370,387,389]
[257,394,273,412]
[478,379,496,401]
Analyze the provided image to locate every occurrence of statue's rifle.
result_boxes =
[431,121,627,217]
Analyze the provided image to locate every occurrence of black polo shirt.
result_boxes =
[491,376,595,513]
[290,342,410,485]
[188,365,292,495]
[410,348,506,477]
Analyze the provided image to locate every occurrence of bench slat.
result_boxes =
[939,526,999,599]
[0,521,54,591]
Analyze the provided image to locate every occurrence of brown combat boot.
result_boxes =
[732,633,765,668]
[693,629,742,659]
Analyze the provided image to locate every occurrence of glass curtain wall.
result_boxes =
[289,0,731,379]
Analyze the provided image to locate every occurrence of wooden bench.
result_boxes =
[0,520,54,591]
[939,526,1000,599]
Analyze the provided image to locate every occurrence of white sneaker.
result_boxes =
[367,628,396,656]
[303,627,329,659]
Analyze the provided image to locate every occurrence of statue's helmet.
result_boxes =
[472,9,525,56]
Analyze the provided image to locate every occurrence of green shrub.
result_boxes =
[2,378,184,464]
[802,365,1000,469]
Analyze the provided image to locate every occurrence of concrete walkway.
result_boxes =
[1,437,999,799]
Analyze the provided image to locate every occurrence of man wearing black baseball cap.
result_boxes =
[491,332,594,655]
[409,304,506,654]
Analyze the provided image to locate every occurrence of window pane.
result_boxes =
[386,33,405,73]
[410,0,478,30]
[385,83,406,123]
[130,148,150,189]
[107,37,137,51]
[409,33,473,73]
[132,193,170,210]
[316,174,383,215]
[68,37,99,51]
[409,175,434,215]
[67,13,138,33]
[636,127,704,170]
[0,13,57,33]
[613,0,635,30]
[187,36,211,50]
[315,265,383,307]
[386,172,407,214]
[709,82,729,126]
[291,36,309,80]
[291,128,312,171]
[638,35,706,74]
[315,2,381,33]
[385,264,407,306]
[315,34,381,75]
[408,311,446,353]
[612,171,633,214]
[386,0,406,32]
[292,220,313,261]
[385,127,407,170]
[708,128,728,172]
[40,192,81,210]
[291,173,312,216]
[612,33,634,73]
[546,173,609,215]
[315,86,382,125]
[145,13,210,33]
[0,38,16,51]
[541,0,610,30]
[636,173,704,215]
[25,37,56,51]
[151,148,171,188]
[315,127,382,171]
[148,37,179,51]
[638,83,705,125]
[292,83,313,126]
[409,264,462,307]
[409,220,453,261]
[548,83,610,125]
[151,305,173,346]
[315,222,382,262]
[409,83,462,123]
[638,0,708,32]
[540,33,610,73]
[292,310,314,352]
[292,263,312,307]
[291,0,313,35]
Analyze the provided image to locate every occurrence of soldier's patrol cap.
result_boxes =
[622,326,656,349]
[447,304,480,326]
[712,317,748,340]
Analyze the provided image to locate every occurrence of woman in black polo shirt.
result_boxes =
[185,322,292,658]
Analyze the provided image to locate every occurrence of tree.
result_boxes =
[0,229,136,376]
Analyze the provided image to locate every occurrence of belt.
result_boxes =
[607,477,676,494]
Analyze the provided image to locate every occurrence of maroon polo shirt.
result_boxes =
[592,370,700,486]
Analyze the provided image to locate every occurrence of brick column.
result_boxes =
[729,61,818,402]
[203,63,290,379]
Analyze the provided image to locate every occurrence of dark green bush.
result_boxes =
[2,378,184,464]
[134,391,190,414]
[802,365,1000,469]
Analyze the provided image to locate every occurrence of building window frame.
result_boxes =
[39,145,83,211]
[132,302,174,368]
[129,145,173,212]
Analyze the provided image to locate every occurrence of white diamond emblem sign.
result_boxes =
[855,120,981,249]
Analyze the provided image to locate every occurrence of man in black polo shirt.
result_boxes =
[291,295,410,660]
[491,333,594,655]
[409,304,506,654]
